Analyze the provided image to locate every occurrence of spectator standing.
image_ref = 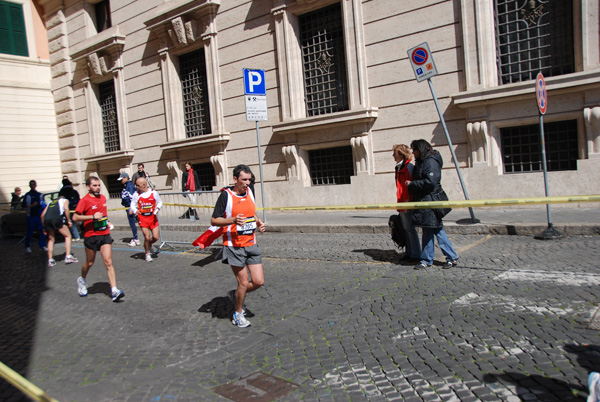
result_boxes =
[117,172,140,247]
[60,178,81,241]
[181,162,200,220]
[41,191,78,267]
[72,176,124,302]
[407,139,459,270]
[131,163,154,189]
[131,177,163,262]
[10,187,21,210]
[393,144,421,261]
[211,164,266,328]
[23,180,47,253]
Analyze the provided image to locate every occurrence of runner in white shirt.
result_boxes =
[131,178,163,262]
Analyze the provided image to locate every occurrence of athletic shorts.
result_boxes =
[84,234,114,251]
[44,218,64,231]
[222,244,262,267]
[138,214,159,230]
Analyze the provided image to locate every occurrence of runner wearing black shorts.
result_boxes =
[73,176,124,302]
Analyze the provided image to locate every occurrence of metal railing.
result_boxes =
[158,190,221,248]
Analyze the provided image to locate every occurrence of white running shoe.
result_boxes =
[145,253,153,262]
[65,254,78,264]
[47,259,56,267]
[42,247,48,252]
[26,247,32,253]
[232,311,251,328]
[77,277,88,297]
[588,372,600,402]
[128,239,140,247]
[111,288,124,302]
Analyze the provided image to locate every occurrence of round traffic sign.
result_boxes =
[535,72,547,115]
[411,47,428,65]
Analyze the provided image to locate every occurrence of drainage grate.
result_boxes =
[213,372,299,402]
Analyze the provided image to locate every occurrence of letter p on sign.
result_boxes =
[243,69,266,95]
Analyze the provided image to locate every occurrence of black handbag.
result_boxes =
[431,190,452,219]
[388,214,406,249]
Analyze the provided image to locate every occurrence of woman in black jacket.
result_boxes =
[407,139,459,270]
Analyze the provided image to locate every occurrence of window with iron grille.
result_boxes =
[0,1,28,57]
[106,173,122,199]
[99,80,120,153]
[308,146,354,185]
[180,49,211,137]
[299,3,349,117]
[494,0,574,85]
[192,162,216,191]
[501,119,578,173]
[95,0,112,33]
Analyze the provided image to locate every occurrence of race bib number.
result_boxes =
[140,203,153,216]
[237,216,256,235]
[94,216,108,231]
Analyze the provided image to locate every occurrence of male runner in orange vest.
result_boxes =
[211,164,265,328]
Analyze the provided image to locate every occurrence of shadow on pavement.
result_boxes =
[353,248,402,264]
[198,296,254,319]
[87,282,111,297]
[0,238,48,401]
[483,372,586,401]
[483,343,600,401]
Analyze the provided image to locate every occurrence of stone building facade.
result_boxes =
[35,0,600,210]
[0,0,62,201]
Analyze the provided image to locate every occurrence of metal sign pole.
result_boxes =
[255,121,267,223]
[539,113,552,224]
[535,113,562,239]
[427,78,479,223]
[533,72,562,240]
[243,68,268,223]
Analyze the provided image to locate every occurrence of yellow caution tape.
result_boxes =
[105,195,600,213]
[261,194,600,211]
[0,361,59,402]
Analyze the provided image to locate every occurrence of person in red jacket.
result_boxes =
[393,144,421,261]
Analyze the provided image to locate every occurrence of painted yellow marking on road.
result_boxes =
[455,234,492,254]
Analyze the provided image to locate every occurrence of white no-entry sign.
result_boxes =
[407,42,438,82]
[243,68,268,121]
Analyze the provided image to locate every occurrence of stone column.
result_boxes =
[584,106,600,158]
[466,121,489,167]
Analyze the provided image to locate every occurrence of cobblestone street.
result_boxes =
[1,231,600,401]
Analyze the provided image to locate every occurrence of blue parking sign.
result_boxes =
[243,69,266,95]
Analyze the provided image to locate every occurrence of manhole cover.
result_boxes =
[213,371,299,402]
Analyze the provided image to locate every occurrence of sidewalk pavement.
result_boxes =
[108,206,600,236]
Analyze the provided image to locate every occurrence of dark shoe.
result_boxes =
[442,259,459,269]
[414,262,430,270]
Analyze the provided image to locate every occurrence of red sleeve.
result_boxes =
[75,196,87,215]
